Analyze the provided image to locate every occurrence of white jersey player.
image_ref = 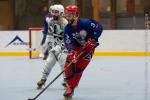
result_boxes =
[37,4,68,89]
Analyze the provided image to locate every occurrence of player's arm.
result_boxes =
[64,27,82,63]
[41,18,49,45]
[84,19,103,52]
[89,19,103,42]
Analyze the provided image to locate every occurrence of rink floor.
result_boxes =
[0,56,150,100]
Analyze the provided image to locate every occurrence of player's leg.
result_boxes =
[37,52,57,89]
[57,52,68,88]
[39,35,52,59]
[63,59,75,97]
[39,39,49,58]
[64,51,94,97]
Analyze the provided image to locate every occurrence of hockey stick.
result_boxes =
[28,51,85,100]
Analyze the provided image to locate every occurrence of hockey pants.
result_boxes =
[64,50,94,88]
[41,51,67,80]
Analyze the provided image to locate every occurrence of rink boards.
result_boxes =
[0,51,150,56]
[0,30,150,56]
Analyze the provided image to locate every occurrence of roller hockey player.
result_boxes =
[63,5,103,98]
[37,4,68,89]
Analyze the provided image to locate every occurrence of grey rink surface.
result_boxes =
[0,56,150,100]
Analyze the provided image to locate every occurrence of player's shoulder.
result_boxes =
[60,17,68,25]
[79,18,99,27]
[46,17,53,23]
[79,18,97,29]
[61,17,68,22]
[79,18,89,23]
[79,18,98,23]
[45,13,52,21]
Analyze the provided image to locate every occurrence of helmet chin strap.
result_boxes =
[68,19,75,25]
[68,15,79,25]
[71,17,79,26]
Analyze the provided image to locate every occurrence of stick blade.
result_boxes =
[28,98,34,100]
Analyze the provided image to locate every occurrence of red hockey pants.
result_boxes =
[64,50,94,88]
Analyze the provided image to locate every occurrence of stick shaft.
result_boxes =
[28,50,86,100]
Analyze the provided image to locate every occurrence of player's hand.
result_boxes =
[68,51,78,63]
[85,39,98,52]
[51,45,61,54]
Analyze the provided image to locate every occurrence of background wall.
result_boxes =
[0,0,14,29]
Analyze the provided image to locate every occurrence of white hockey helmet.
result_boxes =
[50,4,64,16]
[49,5,54,12]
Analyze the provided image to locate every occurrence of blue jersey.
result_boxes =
[64,18,103,52]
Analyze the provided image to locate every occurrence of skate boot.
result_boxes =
[62,81,67,88]
[63,87,74,98]
[37,79,46,89]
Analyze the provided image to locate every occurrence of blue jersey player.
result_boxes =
[63,5,103,98]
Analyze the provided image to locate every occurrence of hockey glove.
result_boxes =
[68,51,78,63]
[85,39,99,52]
[68,46,85,63]
[50,45,62,54]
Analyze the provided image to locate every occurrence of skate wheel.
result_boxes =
[36,86,42,90]
[64,96,72,100]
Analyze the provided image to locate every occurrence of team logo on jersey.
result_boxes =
[5,35,28,47]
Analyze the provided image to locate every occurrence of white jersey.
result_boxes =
[46,17,68,51]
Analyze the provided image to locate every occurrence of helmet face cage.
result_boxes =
[64,11,78,19]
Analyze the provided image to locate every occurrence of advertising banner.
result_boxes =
[0,31,29,52]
